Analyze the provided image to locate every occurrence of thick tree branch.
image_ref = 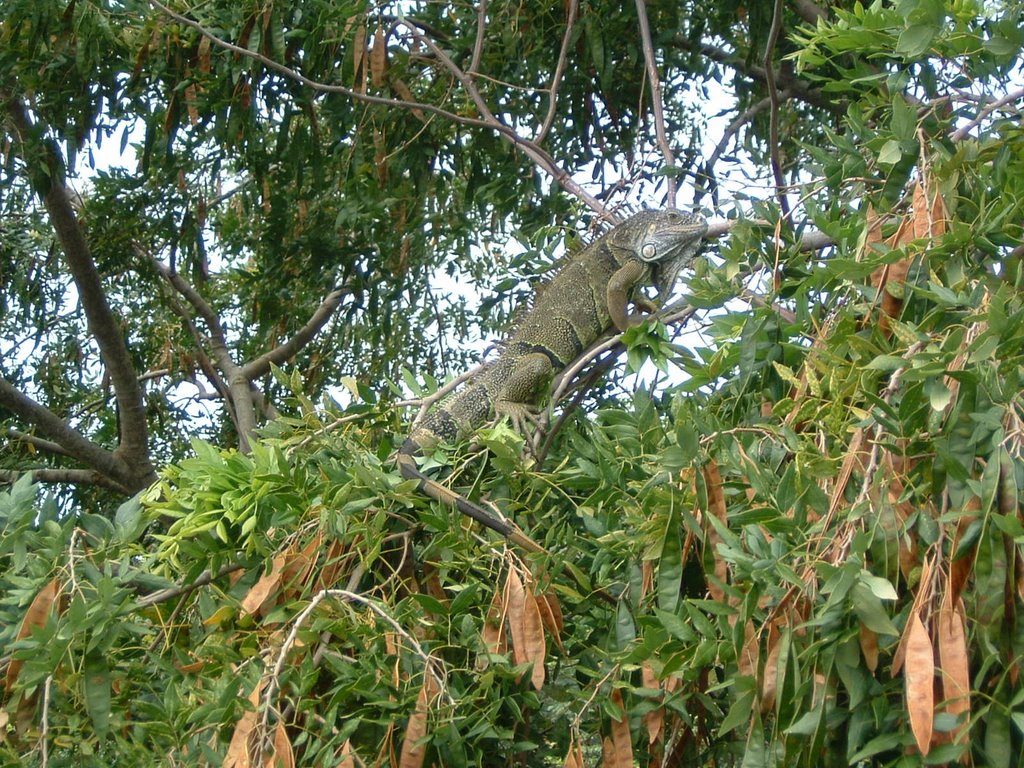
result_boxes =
[151,259,257,451]
[0,378,135,489]
[5,99,155,489]
[792,0,826,25]
[0,468,129,493]
[241,287,348,379]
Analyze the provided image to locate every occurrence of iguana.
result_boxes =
[398,209,708,552]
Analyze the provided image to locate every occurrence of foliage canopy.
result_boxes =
[2,0,1024,765]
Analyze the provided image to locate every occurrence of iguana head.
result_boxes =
[612,209,708,299]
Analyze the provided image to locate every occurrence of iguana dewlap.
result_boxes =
[398,209,707,549]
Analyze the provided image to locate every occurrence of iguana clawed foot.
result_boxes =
[494,400,543,436]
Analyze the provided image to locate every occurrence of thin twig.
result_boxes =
[950,85,1024,142]
[634,0,677,206]
[696,94,782,205]
[148,0,609,217]
[135,562,246,609]
[468,0,487,76]
[763,0,790,219]
[536,0,578,144]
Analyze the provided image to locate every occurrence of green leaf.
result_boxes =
[851,583,900,636]
[896,23,937,57]
[657,510,683,614]
[878,139,903,166]
[615,599,636,650]
[83,652,111,739]
[719,689,755,737]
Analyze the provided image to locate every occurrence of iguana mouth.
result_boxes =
[652,219,708,298]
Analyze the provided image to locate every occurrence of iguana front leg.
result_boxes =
[607,260,651,332]
[494,352,552,432]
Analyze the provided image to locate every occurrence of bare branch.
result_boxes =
[149,0,610,217]
[792,0,826,24]
[468,0,487,76]
[0,377,135,489]
[6,99,154,488]
[676,39,842,114]
[151,258,257,451]
[241,287,349,379]
[695,94,780,205]
[134,562,247,609]
[763,0,791,219]
[6,428,72,457]
[950,86,1024,142]
[0,468,129,493]
[635,0,677,206]
[536,0,578,144]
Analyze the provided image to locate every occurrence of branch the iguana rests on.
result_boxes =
[398,210,708,569]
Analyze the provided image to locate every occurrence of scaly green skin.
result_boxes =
[398,209,707,549]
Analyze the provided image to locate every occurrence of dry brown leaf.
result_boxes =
[264,721,294,768]
[950,497,980,604]
[535,592,565,653]
[198,35,211,74]
[904,611,935,755]
[352,24,367,92]
[608,688,633,768]
[760,630,781,713]
[336,739,356,768]
[937,597,970,743]
[389,77,426,122]
[738,620,758,679]
[479,584,507,665]
[398,674,438,768]
[859,623,880,673]
[240,554,287,619]
[281,532,322,596]
[601,736,615,766]
[928,181,948,238]
[642,662,664,745]
[703,460,728,602]
[912,180,929,239]
[5,577,60,691]
[184,82,200,126]
[507,569,528,670]
[224,687,261,768]
[370,26,388,88]
[522,590,547,690]
[562,737,584,768]
[316,538,350,592]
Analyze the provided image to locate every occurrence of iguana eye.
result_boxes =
[641,243,656,259]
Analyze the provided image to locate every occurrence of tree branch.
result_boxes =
[950,86,1024,142]
[468,0,487,76]
[241,287,348,379]
[535,0,578,144]
[151,258,257,451]
[0,377,135,489]
[696,94,781,204]
[5,98,155,489]
[677,39,842,114]
[635,0,677,206]
[763,0,791,218]
[6,427,72,458]
[792,0,826,25]
[149,0,611,218]
[0,468,129,493]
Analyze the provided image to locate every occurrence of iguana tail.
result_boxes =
[397,441,545,554]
